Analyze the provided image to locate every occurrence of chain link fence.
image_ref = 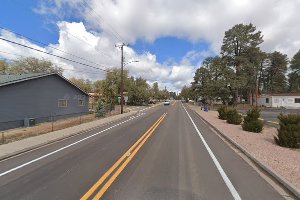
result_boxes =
[0,104,116,144]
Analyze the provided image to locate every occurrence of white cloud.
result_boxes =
[38,0,300,57]
[0,21,191,91]
[2,0,300,92]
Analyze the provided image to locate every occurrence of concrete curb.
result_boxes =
[0,111,138,161]
[190,107,300,199]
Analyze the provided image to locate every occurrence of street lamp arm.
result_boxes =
[123,60,139,67]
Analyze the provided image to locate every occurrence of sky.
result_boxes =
[0,0,300,92]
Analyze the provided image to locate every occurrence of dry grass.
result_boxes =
[1,114,97,144]
[0,106,132,145]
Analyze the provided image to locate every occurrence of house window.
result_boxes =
[295,98,300,103]
[266,98,269,103]
[78,98,85,106]
[58,99,67,107]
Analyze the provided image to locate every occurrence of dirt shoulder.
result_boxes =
[189,105,300,191]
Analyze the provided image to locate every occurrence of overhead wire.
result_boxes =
[59,28,112,59]
[0,51,105,75]
[0,26,111,69]
[0,37,111,72]
[81,0,127,44]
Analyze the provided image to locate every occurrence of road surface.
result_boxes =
[0,102,285,199]
[239,109,300,122]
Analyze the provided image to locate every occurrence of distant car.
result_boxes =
[163,101,170,105]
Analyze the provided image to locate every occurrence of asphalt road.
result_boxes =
[0,102,286,200]
[239,109,300,122]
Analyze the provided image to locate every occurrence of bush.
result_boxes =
[226,109,242,125]
[95,100,106,117]
[242,108,263,133]
[274,114,300,148]
[218,106,228,120]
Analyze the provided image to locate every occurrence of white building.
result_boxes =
[259,93,300,108]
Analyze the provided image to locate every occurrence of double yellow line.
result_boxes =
[81,113,167,200]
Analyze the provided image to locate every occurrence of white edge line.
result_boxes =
[183,105,242,200]
[0,113,144,177]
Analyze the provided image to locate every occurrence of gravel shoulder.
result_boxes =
[189,105,300,190]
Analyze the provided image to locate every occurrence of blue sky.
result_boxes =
[1,0,299,91]
[0,0,58,45]
[133,37,209,64]
[0,0,209,65]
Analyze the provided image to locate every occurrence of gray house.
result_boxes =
[0,73,89,131]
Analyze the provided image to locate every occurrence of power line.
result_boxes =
[59,29,112,59]
[0,26,111,69]
[0,37,110,72]
[0,54,106,75]
[81,0,127,44]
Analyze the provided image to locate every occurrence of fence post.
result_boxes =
[1,132,4,144]
[51,115,54,132]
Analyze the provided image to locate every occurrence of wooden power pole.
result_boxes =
[116,43,127,114]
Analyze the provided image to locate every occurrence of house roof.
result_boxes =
[0,73,48,86]
[0,73,89,95]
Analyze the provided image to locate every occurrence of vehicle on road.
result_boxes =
[163,101,170,105]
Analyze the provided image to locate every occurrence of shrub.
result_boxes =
[226,109,242,125]
[274,114,300,148]
[218,106,228,120]
[242,108,263,133]
[95,100,106,117]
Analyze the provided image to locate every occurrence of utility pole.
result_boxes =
[116,43,127,114]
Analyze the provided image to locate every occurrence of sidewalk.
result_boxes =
[0,110,138,160]
[189,105,300,194]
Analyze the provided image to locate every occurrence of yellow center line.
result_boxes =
[93,113,167,199]
[80,113,167,200]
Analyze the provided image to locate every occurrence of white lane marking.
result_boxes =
[0,113,144,177]
[183,105,242,200]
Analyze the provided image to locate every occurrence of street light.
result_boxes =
[124,60,139,67]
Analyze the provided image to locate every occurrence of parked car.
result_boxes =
[164,101,170,105]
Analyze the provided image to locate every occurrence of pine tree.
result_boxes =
[242,108,263,133]
[275,114,300,148]
[95,100,106,117]
[226,109,242,125]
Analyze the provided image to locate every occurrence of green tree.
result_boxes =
[127,76,151,105]
[69,78,93,93]
[93,80,104,94]
[288,50,300,92]
[100,68,129,103]
[242,108,264,133]
[151,82,160,99]
[275,114,300,149]
[0,60,9,74]
[221,23,263,103]
[95,99,106,117]
[192,56,235,104]
[180,86,194,101]
[8,57,63,74]
[264,51,288,93]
